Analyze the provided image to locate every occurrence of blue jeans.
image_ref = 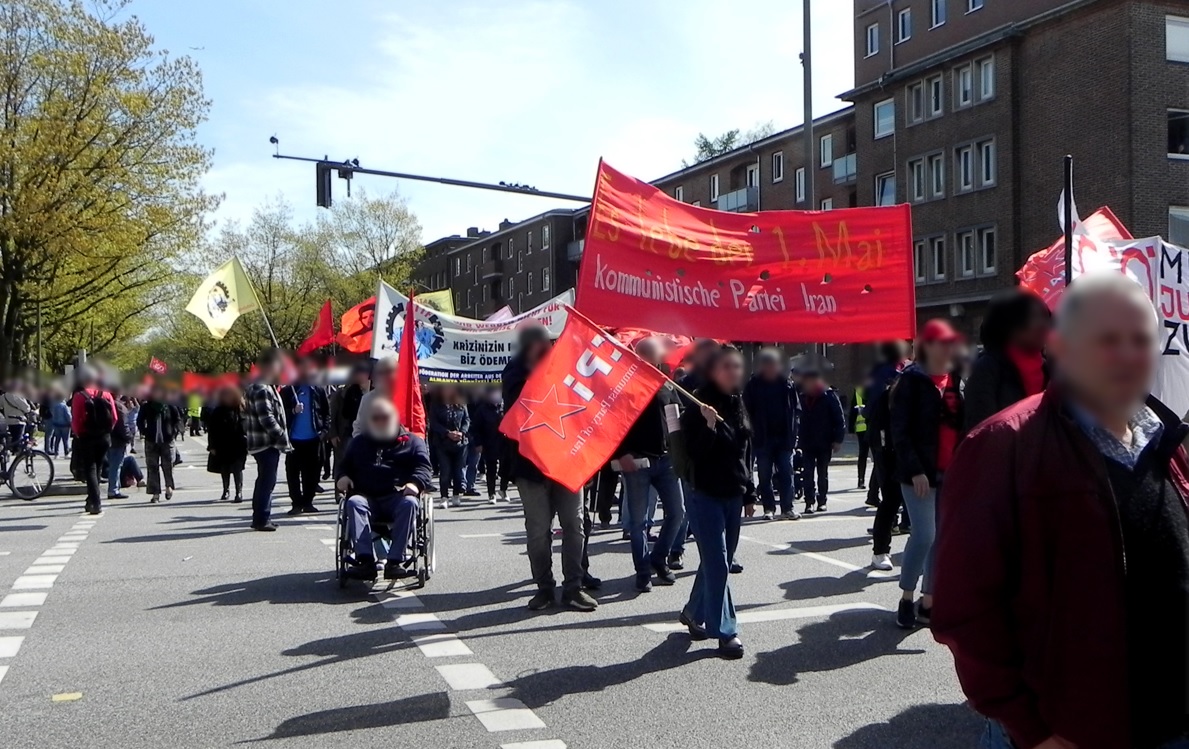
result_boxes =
[106,443,127,495]
[437,447,465,498]
[343,493,417,562]
[50,426,70,455]
[755,444,795,514]
[899,479,939,594]
[251,448,281,527]
[620,455,685,575]
[981,720,1189,749]
[683,489,742,639]
[464,444,482,492]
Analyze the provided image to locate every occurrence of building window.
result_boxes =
[907,82,925,124]
[527,271,534,294]
[517,252,524,273]
[875,172,896,206]
[466,289,473,308]
[980,140,997,185]
[931,0,947,28]
[542,224,550,249]
[820,134,834,168]
[542,267,551,292]
[914,241,927,284]
[979,226,997,274]
[466,255,472,273]
[481,246,489,264]
[527,231,534,254]
[1170,206,1189,245]
[898,8,912,42]
[772,152,784,182]
[746,163,759,188]
[508,277,516,297]
[795,168,806,202]
[928,75,944,117]
[710,174,720,201]
[958,231,976,277]
[483,284,490,302]
[820,198,834,211]
[930,236,947,281]
[874,99,895,138]
[979,56,995,99]
[866,23,880,57]
[968,0,984,11]
[929,152,945,197]
[454,258,461,276]
[1170,110,1189,157]
[956,145,974,191]
[956,65,974,108]
[675,185,684,201]
[1168,16,1189,63]
[909,158,926,202]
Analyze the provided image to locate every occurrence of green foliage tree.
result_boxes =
[682,120,779,167]
[0,0,217,378]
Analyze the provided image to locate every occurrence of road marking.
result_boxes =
[395,613,447,632]
[24,565,65,575]
[0,592,47,608]
[643,602,888,633]
[51,692,82,702]
[49,543,79,550]
[0,636,25,657]
[320,539,336,546]
[12,575,56,590]
[502,742,567,749]
[0,552,10,556]
[412,633,473,658]
[59,534,87,540]
[0,611,38,629]
[375,590,424,609]
[39,549,75,558]
[435,663,504,690]
[466,698,547,732]
[460,532,526,539]
[0,665,7,685]
[739,535,895,578]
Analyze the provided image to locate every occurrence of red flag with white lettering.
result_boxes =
[499,306,669,492]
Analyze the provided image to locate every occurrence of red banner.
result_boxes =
[1016,207,1133,309]
[499,307,668,492]
[297,300,335,356]
[575,161,916,343]
[394,290,427,440]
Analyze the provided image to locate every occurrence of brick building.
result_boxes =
[410,235,471,296]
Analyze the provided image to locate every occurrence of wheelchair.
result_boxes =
[335,492,436,590]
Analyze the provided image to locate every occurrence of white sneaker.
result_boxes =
[498,490,508,502]
[437,499,448,510]
[450,497,462,508]
[762,512,774,521]
[489,495,499,505]
[871,553,893,571]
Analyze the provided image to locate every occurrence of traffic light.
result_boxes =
[316,161,333,208]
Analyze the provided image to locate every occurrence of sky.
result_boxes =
[126,0,856,243]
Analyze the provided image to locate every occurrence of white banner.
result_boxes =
[371,282,573,382]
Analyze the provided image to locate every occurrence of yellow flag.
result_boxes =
[185,257,260,339]
[418,289,455,315]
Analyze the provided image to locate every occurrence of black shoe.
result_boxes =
[581,573,603,591]
[865,498,880,508]
[348,556,378,580]
[916,601,932,627]
[718,636,744,659]
[286,506,304,516]
[634,574,653,593]
[219,492,229,502]
[314,484,326,494]
[667,553,685,571]
[729,561,744,574]
[621,531,630,541]
[527,589,555,611]
[107,492,128,499]
[233,495,243,504]
[650,560,677,585]
[679,611,708,641]
[896,598,917,629]
[384,560,417,580]
[252,522,277,532]
[858,481,867,491]
[463,490,481,497]
[816,503,827,513]
[803,504,815,515]
[561,589,598,612]
[301,504,321,514]
[86,504,102,516]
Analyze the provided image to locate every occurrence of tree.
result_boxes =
[682,120,779,167]
[0,0,216,378]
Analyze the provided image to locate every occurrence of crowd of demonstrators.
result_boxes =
[280,356,329,516]
[206,385,248,503]
[429,386,470,508]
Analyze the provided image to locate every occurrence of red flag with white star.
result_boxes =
[499,306,669,492]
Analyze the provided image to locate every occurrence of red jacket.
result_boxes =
[933,387,1189,749]
[71,387,116,438]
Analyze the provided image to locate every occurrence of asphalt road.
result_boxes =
[0,437,984,749]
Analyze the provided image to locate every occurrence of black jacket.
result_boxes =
[205,404,248,473]
[330,383,365,441]
[279,383,330,437]
[616,385,680,460]
[429,402,470,452]
[681,382,754,500]
[501,354,544,482]
[889,363,965,486]
[336,428,433,498]
[470,399,504,452]
[743,374,800,452]
[963,349,1050,433]
[136,400,183,445]
[799,388,846,451]
[111,400,132,447]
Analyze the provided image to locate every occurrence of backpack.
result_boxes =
[80,390,115,437]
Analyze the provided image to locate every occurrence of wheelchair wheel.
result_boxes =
[421,496,436,580]
[335,506,347,589]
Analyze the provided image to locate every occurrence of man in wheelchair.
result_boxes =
[335,399,432,581]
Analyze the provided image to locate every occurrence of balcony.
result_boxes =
[479,259,505,280]
[567,239,585,261]
[833,153,857,184]
[716,186,759,213]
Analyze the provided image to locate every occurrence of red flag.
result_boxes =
[394,290,427,439]
[336,297,376,354]
[499,307,669,492]
[148,357,167,374]
[297,300,334,356]
[1016,207,1133,309]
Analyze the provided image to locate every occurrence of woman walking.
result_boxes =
[890,319,965,629]
[678,345,752,659]
[206,385,248,502]
[963,289,1051,431]
[136,385,183,503]
[429,386,470,508]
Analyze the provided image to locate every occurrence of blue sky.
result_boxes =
[127,0,855,242]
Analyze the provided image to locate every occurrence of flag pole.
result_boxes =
[238,256,279,348]
[1063,155,1074,286]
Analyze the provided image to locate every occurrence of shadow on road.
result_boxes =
[151,572,341,610]
[249,691,451,742]
[833,702,985,749]
[778,571,897,602]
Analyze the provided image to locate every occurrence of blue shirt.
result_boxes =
[1070,402,1164,470]
[289,385,316,441]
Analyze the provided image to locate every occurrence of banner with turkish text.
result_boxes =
[575,161,916,343]
[499,307,669,492]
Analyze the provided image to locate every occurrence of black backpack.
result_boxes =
[80,391,115,437]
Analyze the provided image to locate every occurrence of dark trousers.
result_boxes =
[483,452,506,496]
[220,470,243,497]
[76,436,107,511]
[872,446,906,555]
[802,447,832,508]
[866,445,884,506]
[437,447,465,498]
[592,464,620,524]
[188,415,202,436]
[285,438,321,508]
[856,432,870,483]
[755,443,795,514]
[251,448,281,526]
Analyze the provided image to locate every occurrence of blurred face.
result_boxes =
[367,403,399,440]
[635,339,662,367]
[757,357,781,380]
[1014,305,1052,352]
[299,359,318,382]
[802,374,824,393]
[150,385,166,401]
[525,339,552,366]
[372,362,396,391]
[921,339,958,372]
[352,368,371,387]
[1051,291,1156,414]
[710,352,745,393]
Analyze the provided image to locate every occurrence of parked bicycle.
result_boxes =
[1,417,54,500]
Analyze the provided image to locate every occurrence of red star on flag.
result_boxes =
[517,385,587,440]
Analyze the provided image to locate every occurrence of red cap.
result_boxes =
[919,318,961,343]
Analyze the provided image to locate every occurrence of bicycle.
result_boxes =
[1,419,54,500]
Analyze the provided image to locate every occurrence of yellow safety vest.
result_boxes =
[853,387,867,433]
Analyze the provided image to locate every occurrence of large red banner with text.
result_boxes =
[576,161,916,343]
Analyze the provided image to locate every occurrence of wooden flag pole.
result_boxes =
[1063,155,1075,286]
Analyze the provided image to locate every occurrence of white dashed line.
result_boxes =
[320,539,336,546]
[395,613,447,632]
[435,663,504,690]
[0,593,46,608]
[411,633,473,658]
[12,575,56,590]
[24,565,65,575]
[466,698,547,732]
[0,665,8,685]
[0,636,25,657]
[0,611,37,629]
[375,591,424,610]
[50,543,79,550]
[642,602,888,633]
[502,741,568,749]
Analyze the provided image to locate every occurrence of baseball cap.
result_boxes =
[919,318,961,343]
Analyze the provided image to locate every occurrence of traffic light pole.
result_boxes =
[271,152,592,207]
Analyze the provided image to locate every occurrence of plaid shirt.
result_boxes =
[244,382,291,455]
[1071,402,1164,470]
